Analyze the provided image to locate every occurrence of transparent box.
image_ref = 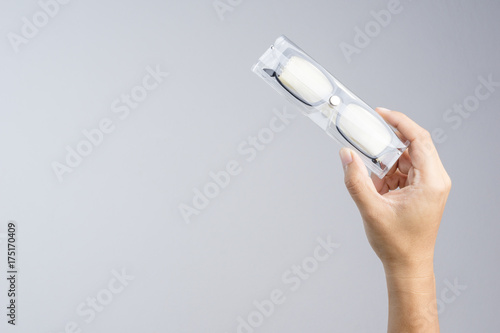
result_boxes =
[252,35,408,178]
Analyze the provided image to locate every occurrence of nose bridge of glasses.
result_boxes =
[314,95,341,123]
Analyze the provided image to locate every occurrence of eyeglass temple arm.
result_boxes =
[264,68,313,107]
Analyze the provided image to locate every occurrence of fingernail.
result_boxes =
[376,107,391,113]
[339,148,353,169]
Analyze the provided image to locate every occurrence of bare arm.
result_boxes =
[339,107,451,332]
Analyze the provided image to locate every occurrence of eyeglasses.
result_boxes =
[252,35,408,178]
[263,51,393,166]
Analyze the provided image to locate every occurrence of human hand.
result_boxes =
[339,107,451,277]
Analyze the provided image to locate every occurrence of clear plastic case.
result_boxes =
[252,35,409,178]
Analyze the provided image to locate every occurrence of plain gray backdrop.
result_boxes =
[1,0,499,332]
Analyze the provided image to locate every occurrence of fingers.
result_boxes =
[371,170,408,195]
[376,107,441,177]
[339,148,381,214]
[397,150,412,175]
[370,172,388,194]
[376,107,427,144]
[384,159,399,177]
[383,149,411,177]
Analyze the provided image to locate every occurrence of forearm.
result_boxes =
[338,108,450,332]
[384,261,439,333]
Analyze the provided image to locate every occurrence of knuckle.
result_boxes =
[419,129,432,141]
[344,177,363,197]
[445,174,452,191]
[427,177,451,196]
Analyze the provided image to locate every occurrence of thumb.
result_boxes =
[339,148,380,213]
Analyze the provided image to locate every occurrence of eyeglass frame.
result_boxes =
[263,49,398,167]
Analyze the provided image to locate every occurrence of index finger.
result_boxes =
[375,107,440,174]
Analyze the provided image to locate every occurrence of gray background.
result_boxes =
[1,0,499,332]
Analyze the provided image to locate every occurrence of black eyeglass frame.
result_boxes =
[263,49,397,166]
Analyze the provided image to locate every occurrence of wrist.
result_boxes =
[385,271,439,333]
[383,257,436,295]
[382,255,435,279]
